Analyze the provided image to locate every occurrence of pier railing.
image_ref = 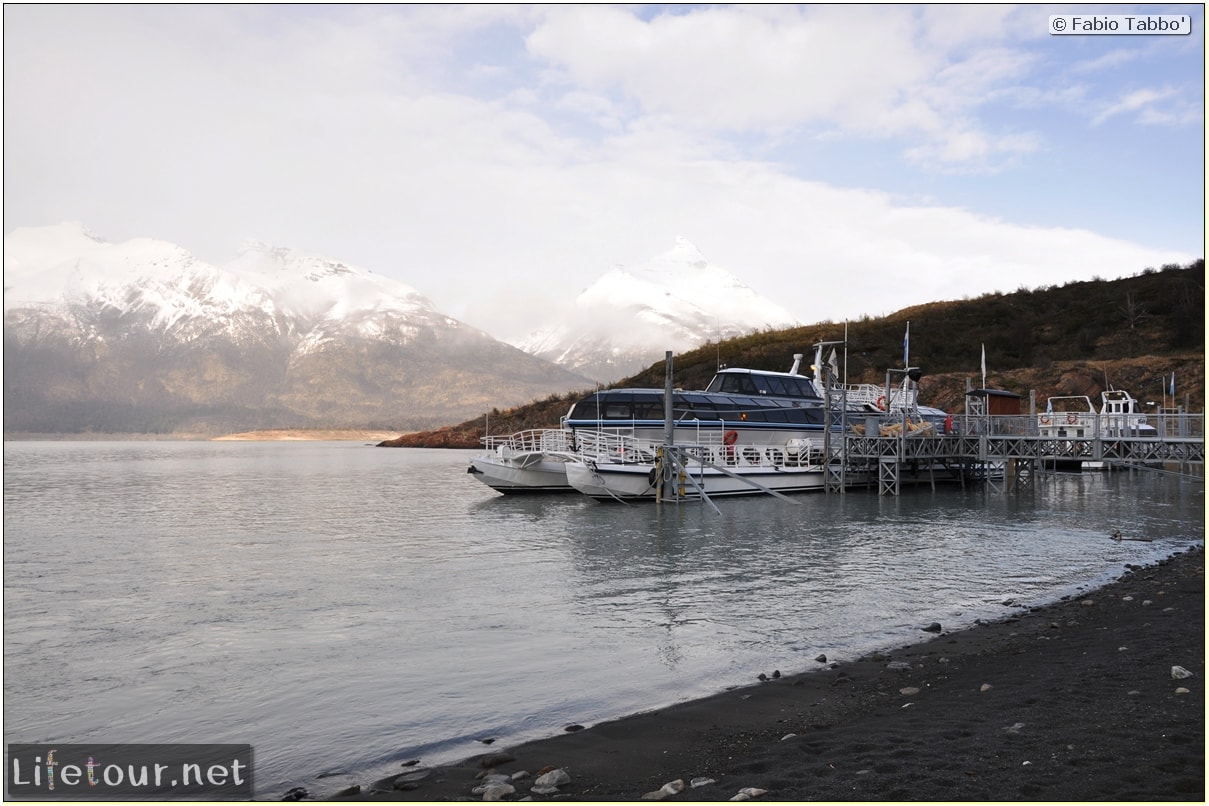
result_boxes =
[846,413,1205,466]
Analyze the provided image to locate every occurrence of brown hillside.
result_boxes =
[381,262,1205,449]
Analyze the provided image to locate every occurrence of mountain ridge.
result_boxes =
[2,224,592,435]
[381,261,1205,448]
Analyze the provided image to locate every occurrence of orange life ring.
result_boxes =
[723,430,739,446]
[1066,413,1079,425]
[1039,414,1051,425]
[876,396,887,411]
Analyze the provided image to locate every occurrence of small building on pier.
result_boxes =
[966,388,1026,416]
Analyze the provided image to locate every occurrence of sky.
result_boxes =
[4,4,1204,344]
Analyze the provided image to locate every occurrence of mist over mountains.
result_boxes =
[3,225,793,435]
[520,237,800,381]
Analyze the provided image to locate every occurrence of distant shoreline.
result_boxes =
[212,429,405,442]
[5,430,408,442]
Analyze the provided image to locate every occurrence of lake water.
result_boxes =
[3,441,1203,797]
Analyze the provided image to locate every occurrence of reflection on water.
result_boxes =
[3,442,1203,795]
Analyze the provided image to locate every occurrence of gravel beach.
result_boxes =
[325,544,1204,803]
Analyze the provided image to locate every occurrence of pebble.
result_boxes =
[815,654,827,663]
[900,686,921,696]
[534,769,571,788]
[1171,665,1194,679]
[887,661,912,671]
[980,683,994,692]
[474,783,515,801]
[1175,687,1191,695]
[642,779,686,800]
[923,622,943,632]
[730,786,768,801]
[690,777,717,788]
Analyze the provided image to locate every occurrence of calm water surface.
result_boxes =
[3,441,1203,796]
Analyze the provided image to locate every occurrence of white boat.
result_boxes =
[466,428,577,493]
[1037,388,1157,470]
[564,430,852,501]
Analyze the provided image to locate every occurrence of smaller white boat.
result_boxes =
[1037,389,1157,439]
[1038,388,1157,470]
[466,428,576,493]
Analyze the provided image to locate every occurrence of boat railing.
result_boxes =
[951,413,1204,440]
[482,428,572,454]
[843,383,917,412]
[575,429,659,464]
[575,429,828,469]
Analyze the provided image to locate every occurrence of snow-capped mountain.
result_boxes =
[3,223,590,435]
[520,238,801,382]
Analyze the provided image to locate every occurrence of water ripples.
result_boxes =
[3,442,1202,795]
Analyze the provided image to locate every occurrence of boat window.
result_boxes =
[604,403,631,419]
[763,408,788,423]
[790,378,817,397]
[717,374,760,395]
[764,377,790,396]
[567,396,602,420]
[627,393,663,420]
[632,402,662,420]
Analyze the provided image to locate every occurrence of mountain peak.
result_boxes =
[521,239,800,382]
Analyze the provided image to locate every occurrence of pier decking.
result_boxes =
[836,413,1205,495]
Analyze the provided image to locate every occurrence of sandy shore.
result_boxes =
[321,545,1204,803]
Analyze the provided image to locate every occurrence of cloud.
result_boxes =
[524,4,1046,169]
[1091,86,1181,125]
[3,4,1200,344]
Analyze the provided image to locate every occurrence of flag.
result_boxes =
[902,321,910,367]
[1170,371,1175,397]
[980,343,986,380]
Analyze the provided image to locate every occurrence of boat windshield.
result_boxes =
[705,372,817,398]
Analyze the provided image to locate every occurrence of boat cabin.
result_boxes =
[704,368,820,399]
[564,386,829,427]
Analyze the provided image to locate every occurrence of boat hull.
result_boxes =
[565,459,851,500]
[467,453,573,493]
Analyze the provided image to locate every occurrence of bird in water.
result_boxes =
[1111,529,1154,542]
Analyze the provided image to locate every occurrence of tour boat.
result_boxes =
[468,350,858,494]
